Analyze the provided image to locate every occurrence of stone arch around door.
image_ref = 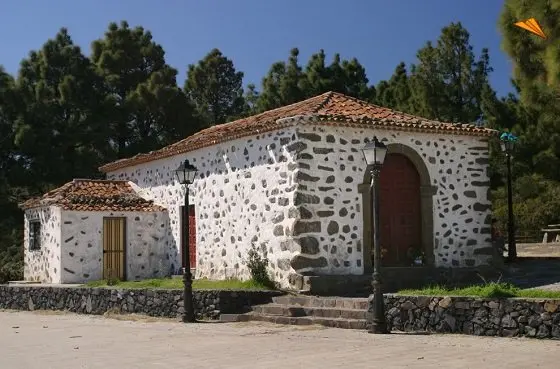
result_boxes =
[358,143,437,271]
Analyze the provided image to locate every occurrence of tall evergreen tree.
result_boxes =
[14,28,107,188]
[409,22,493,123]
[243,83,260,115]
[301,49,331,97]
[374,62,412,111]
[258,48,305,111]
[91,21,193,158]
[184,48,245,126]
[498,1,560,181]
[0,67,17,190]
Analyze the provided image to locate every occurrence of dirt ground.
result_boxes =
[1,310,559,369]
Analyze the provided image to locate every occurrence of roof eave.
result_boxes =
[98,115,498,173]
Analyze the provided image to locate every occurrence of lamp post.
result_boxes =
[500,132,517,262]
[174,158,198,323]
[362,136,388,334]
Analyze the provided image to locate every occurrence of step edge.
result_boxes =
[245,312,368,322]
[253,303,368,312]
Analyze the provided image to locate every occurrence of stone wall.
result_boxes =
[105,119,493,288]
[106,129,301,288]
[60,210,171,283]
[0,285,282,320]
[289,123,493,275]
[24,206,62,283]
[371,295,560,339]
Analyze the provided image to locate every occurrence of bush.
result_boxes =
[0,261,23,284]
[492,174,560,232]
[246,243,275,289]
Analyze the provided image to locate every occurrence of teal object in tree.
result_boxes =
[500,132,518,142]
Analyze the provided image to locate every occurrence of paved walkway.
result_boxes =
[1,311,559,369]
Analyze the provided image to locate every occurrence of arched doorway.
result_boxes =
[378,154,421,266]
[359,143,436,271]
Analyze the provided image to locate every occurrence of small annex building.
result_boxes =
[21,92,498,289]
[20,179,170,283]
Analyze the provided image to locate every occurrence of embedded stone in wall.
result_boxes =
[313,147,334,154]
[327,221,339,235]
[287,142,307,153]
[294,193,320,205]
[473,203,491,212]
[273,225,284,236]
[290,255,328,270]
[296,172,321,182]
[271,212,285,224]
[294,236,320,254]
[472,181,491,187]
[278,197,290,206]
[293,221,321,236]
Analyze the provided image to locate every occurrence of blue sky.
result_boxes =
[1,0,513,96]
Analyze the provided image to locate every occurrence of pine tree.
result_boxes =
[91,21,194,159]
[409,22,493,123]
[184,48,245,126]
[15,28,107,188]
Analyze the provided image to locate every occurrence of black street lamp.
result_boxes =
[362,136,388,334]
[174,158,198,323]
[500,132,518,262]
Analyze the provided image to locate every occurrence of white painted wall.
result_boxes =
[23,206,61,283]
[106,129,301,287]
[292,124,492,275]
[104,120,492,287]
[60,210,171,283]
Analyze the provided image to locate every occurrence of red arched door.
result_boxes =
[377,153,422,266]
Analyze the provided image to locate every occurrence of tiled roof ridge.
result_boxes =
[312,91,335,113]
[322,91,461,126]
[72,178,129,184]
[98,91,496,173]
[19,178,164,212]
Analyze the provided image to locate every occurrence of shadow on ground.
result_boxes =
[500,257,560,290]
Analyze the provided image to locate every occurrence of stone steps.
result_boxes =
[240,312,368,330]
[223,294,370,330]
[252,303,368,320]
[272,295,369,310]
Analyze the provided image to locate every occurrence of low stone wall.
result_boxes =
[0,286,282,319]
[370,295,560,339]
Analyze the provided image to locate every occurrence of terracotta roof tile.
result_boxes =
[99,91,497,173]
[19,179,164,212]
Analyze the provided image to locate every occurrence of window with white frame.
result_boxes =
[29,220,41,251]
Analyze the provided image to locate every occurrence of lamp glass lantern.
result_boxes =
[500,140,515,153]
[362,136,388,167]
[174,159,198,185]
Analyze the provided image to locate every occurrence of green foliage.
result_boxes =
[1,15,560,281]
[374,22,493,125]
[84,277,271,290]
[246,243,275,289]
[255,48,373,111]
[398,282,560,299]
[91,21,196,159]
[492,174,560,232]
[496,1,560,184]
[375,62,412,112]
[184,48,245,126]
[14,29,107,188]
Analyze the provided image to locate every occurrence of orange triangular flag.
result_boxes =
[514,18,547,39]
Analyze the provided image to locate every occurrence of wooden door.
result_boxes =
[378,154,421,266]
[181,205,197,269]
[103,217,126,280]
[188,205,196,269]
